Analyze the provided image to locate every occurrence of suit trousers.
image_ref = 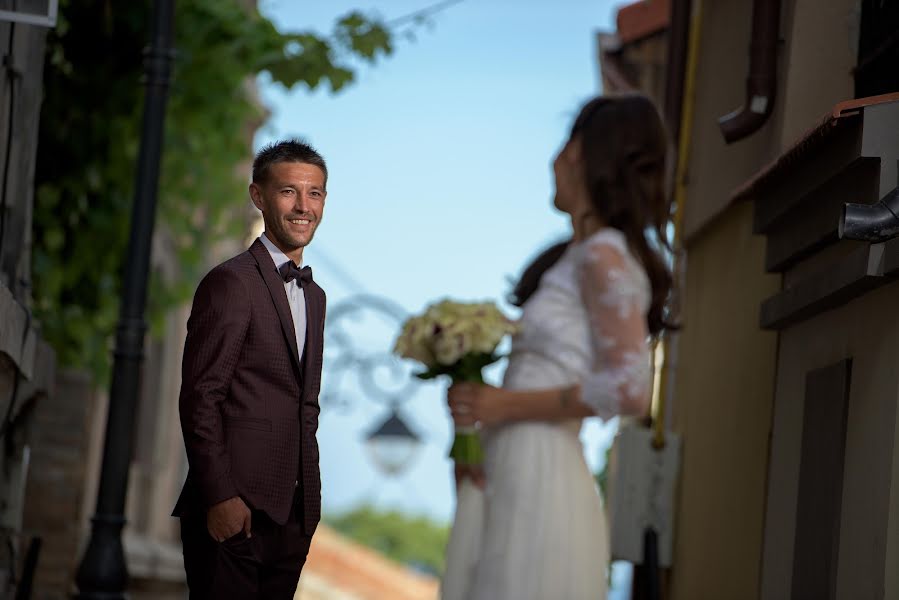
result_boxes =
[180,488,312,600]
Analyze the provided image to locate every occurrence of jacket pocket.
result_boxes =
[224,416,272,432]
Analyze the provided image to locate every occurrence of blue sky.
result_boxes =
[256,0,626,524]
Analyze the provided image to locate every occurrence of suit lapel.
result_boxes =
[249,239,302,374]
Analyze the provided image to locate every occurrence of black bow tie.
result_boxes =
[279,261,313,287]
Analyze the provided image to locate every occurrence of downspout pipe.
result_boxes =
[839,186,899,242]
[717,0,781,144]
[664,0,691,142]
[651,0,704,450]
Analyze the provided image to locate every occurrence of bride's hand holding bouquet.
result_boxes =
[447,382,508,430]
[393,299,518,480]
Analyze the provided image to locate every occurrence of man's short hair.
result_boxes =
[252,139,328,188]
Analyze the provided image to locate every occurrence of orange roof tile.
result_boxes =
[295,524,439,600]
[616,0,671,44]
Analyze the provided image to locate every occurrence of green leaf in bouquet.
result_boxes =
[448,352,501,384]
[413,352,502,383]
[415,365,452,380]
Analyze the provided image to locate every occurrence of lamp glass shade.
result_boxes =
[365,410,421,476]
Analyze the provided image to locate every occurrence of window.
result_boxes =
[855,0,899,97]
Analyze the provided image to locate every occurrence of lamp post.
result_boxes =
[73,0,175,597]
[322,294,425,476]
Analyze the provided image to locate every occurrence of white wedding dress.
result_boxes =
[441,228,652,600]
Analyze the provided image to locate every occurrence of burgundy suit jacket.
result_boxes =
[173,238,325,534]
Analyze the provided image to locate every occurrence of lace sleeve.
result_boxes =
[576,234,652,420]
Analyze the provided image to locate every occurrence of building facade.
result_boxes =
[600,0,899,598]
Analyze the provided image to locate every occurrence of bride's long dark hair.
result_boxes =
[510,94,676,337]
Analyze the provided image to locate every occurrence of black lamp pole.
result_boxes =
[73,0,175,597]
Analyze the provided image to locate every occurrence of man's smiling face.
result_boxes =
[250,161,327,258]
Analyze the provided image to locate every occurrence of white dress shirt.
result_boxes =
[260,233,307,361]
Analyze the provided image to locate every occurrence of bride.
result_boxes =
[441,94,675,600]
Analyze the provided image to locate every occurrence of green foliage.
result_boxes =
[416,353,497,383]
[33,0,398,382]
[325,505,450,576]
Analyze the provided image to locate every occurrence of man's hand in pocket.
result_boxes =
[207,496,252,542]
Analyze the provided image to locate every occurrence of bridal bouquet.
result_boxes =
[392,299,518,465]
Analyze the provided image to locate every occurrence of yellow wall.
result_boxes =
[669,201,780,600]
[668,0,868,595]
[680,0,779,240]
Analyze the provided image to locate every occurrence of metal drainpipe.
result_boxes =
[717,0,782,144]
[652,0,703,450]
[664,0,692,143]
[839,186,899,242]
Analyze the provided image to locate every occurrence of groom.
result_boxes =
[173,139,328,598]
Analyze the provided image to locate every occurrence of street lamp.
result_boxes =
[365,407,422,476]
[73,0,175,597]
[322,294,427,475]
